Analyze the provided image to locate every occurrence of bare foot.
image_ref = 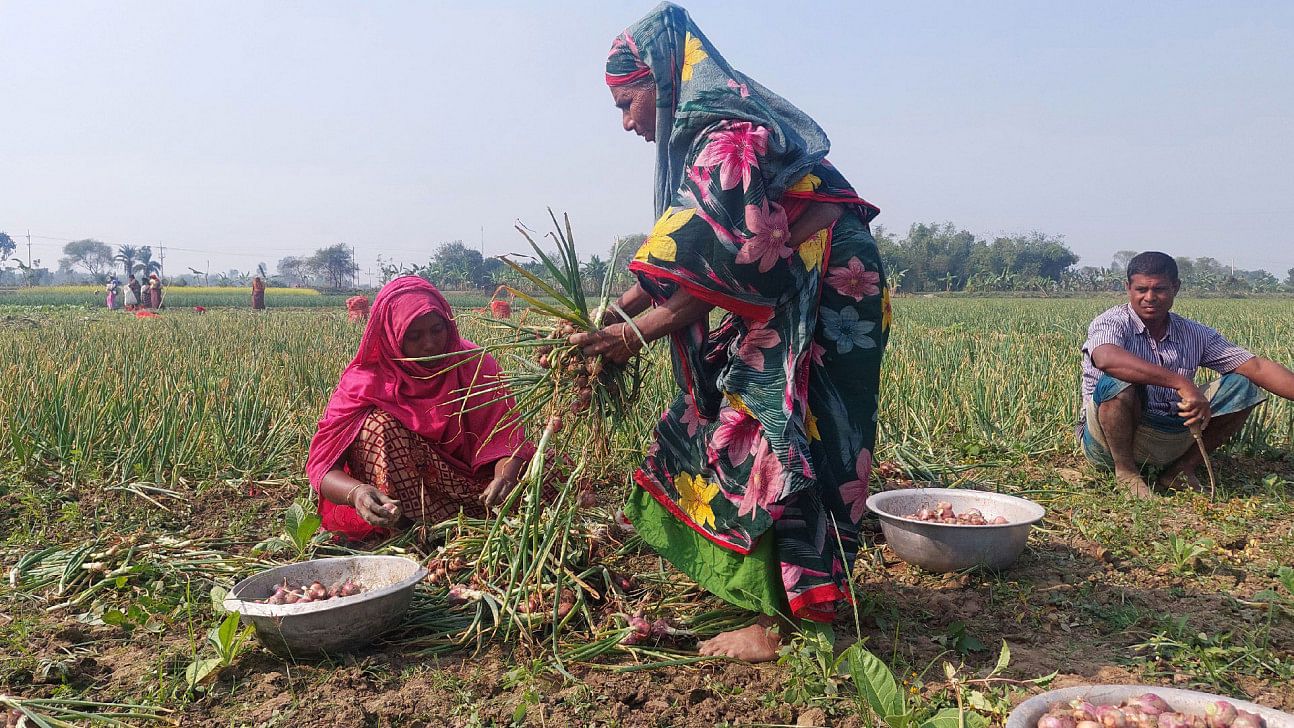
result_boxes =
[697,619,781,662]
[1114,470,1154,499]
[1158,469,1202,492]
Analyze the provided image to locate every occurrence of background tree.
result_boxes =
[430,241,486,289]
[276,256,309,286]
[0,232,15,264]
[581,254,608,288]
[1110,250,1139,272]
[58,239,114,279]
[133,246,162,279]
[114,244,141,278]
[306,244,356,289]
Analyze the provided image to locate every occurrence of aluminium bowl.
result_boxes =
[865,488,1045,572]
[1005,684,1294,728]
[222,555,426,659]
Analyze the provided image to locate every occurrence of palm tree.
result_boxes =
[134,246,162,278]
[114,245,141,278]
[581,255,608,289]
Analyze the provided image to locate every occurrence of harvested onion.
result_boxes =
[905,501,1008,525]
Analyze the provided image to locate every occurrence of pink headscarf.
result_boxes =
[306,276,532,537]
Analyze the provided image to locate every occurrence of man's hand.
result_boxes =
[1175,381,1211,430]
[569,323,642,365]
[353,485,401,527]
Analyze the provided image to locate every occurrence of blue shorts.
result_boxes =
[1080,373,1266,468]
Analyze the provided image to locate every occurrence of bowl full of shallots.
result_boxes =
[1005,685,1293,728]
[865,488,1045,572]
[223,555,426,659]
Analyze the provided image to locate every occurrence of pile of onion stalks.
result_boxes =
[7,534,267,612]
[1,694,175,727]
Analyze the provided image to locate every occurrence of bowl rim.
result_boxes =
[865,487,1045,528]
[222,555,427,617]
[1005,684,1294,728]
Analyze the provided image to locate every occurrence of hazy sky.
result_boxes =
[3,1,1292,280]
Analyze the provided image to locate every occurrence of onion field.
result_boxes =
[1,296,1291,726]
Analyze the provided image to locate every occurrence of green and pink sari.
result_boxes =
[609,2,890,623]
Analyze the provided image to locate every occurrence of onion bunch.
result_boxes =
[260,578,363,605]
[906,501,1008,525]
[1036,695,1266,728]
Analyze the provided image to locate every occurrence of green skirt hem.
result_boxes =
[624,486,786,618]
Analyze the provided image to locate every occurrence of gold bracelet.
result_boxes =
[344,483,363,506]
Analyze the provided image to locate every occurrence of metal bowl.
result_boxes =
[1006,685,1294,728]
[223,555,426,659]
[865,488,1045,572]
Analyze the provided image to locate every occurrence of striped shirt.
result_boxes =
[1081,303,1253,417]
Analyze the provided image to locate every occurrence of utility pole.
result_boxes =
[159,245,165,279]
[351,244,357,289]
[480,226,484,255]
[26,230,32,268]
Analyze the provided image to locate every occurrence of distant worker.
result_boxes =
[105,277,120,310]
[251,276,266,311]
[1080,251,1294,497]
[346,294,370,323]
[125,275,142,312]
[147,274,163,310]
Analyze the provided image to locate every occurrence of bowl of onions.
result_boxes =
[1005,685,1293,728]
[865,488,1045,572]
[223,555,426,659]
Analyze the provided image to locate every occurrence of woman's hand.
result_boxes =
[480,456,526,510]
[352,485,402,527]
[569,323,643,365]
[480,475,519,510]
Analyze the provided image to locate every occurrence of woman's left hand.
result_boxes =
[569,323,642,365]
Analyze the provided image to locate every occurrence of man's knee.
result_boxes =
[1097,382,1142,418]
[1209,372,1268,417]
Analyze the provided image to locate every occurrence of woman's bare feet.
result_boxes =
[697,617,781,662]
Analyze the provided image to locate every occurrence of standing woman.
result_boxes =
[147,274,163,310]
[571,2,890,661]
[251,276,267,311]
[105,277,120,310]
[125,276,142,312]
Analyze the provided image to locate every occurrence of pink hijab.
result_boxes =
[306,276,532,537]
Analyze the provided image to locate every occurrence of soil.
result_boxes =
[3,452,1293,726]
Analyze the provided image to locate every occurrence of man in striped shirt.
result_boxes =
[1080,252,1294,497]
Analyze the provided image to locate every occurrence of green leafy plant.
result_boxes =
[184,610,255,689]
[97,601,166,635]
[1162,534,1214,575]
[776,628,841,706]
[253,502,326,558]
[1278,565,1294,596]
[844,643,984,728]
[932,621,986,656]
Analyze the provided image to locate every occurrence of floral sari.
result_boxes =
[610,2,890,622]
